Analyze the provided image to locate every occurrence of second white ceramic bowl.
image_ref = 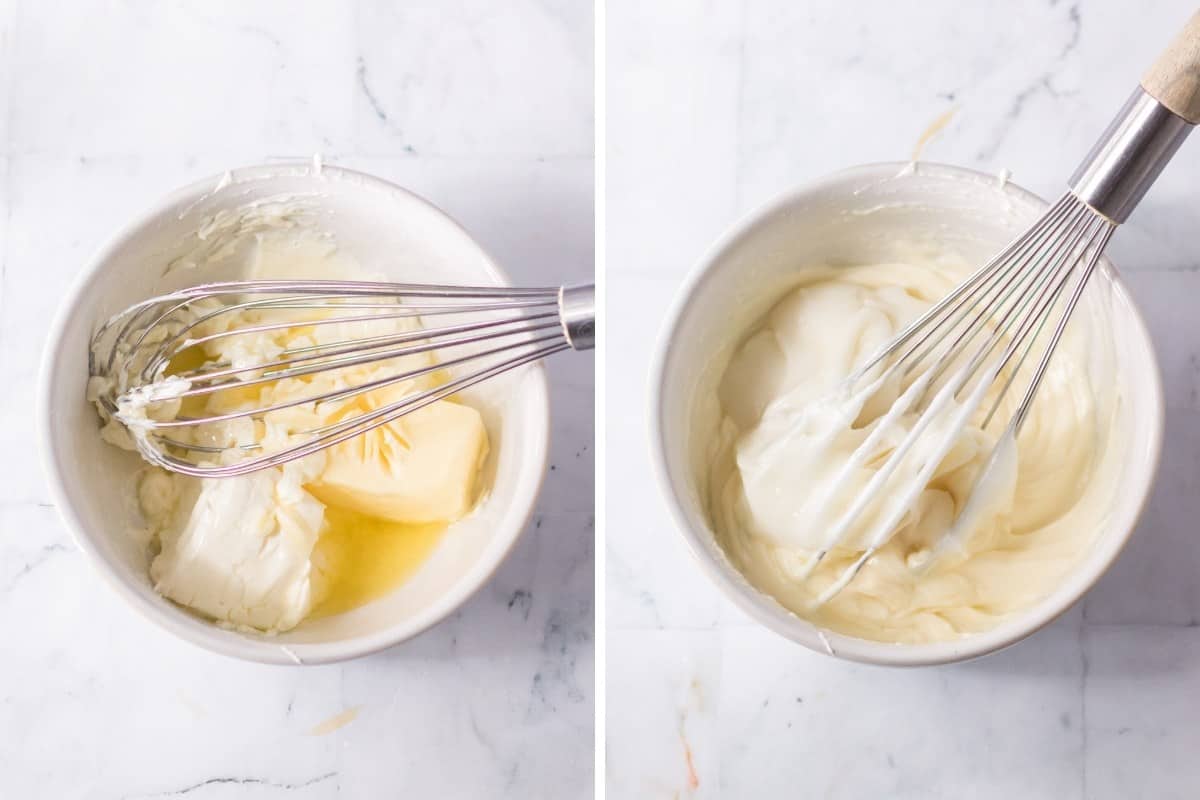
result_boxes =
[39,164,551,665]
[652,162,1163,666]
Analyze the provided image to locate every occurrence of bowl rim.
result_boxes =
[649,160,1165,667]
[38,162,552,665]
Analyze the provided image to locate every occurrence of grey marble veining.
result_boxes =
[0,2,593,797]
[607,1,1200,797]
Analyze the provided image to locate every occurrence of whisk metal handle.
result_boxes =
[558,284,595,351]
[1071,12,1200,223]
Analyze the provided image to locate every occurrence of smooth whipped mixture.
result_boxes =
[709,256,1120,644]
[92,230,489,633]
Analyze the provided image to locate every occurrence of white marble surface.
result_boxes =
[607,1,1200,797]
[1,2,593,797]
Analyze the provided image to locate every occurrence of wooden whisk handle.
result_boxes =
[1143,10,1200,124]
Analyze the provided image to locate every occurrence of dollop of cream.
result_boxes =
[710,259,1117,644]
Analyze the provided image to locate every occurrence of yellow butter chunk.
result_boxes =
[310,398,489,524]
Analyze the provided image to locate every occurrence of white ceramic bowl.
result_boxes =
[39,163,551,665]
[652,162,1163,666]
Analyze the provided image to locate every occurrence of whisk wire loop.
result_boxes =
[91,281,593,477]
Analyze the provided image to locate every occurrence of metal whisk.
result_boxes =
[91,281,594,477]
[806,13,1200,605]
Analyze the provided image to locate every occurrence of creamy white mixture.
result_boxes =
[92,229,489,633]
[710,257,1119,643]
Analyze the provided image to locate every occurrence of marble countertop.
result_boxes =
[0,2,593,798]
[607,1,1200,798]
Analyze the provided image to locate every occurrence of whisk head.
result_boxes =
[795,192,1115,605]
[89,281,592,477]
[856,194,1113,427]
